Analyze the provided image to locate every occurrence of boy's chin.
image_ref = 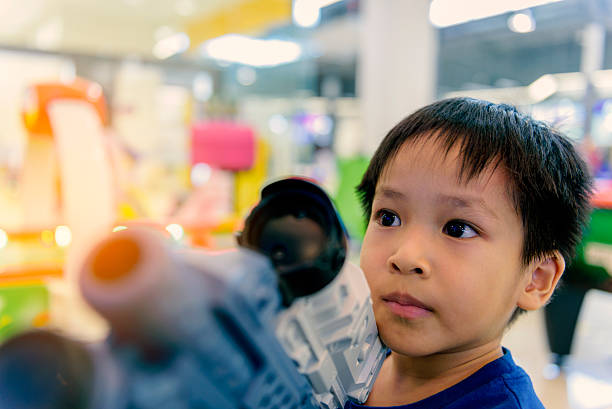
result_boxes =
[379,330,441,358]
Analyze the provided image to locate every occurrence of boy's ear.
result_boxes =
[516,251,565,311]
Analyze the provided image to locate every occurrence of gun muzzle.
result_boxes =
[79,227,183,349]
[91,236,141,283]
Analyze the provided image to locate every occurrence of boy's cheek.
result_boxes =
[359,233,379,266]
[359,235,390,296]
[359,257,378,291]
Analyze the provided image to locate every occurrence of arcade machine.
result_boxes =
[0,78,118,341]
[173,120,269,247]
[544,178,612,368]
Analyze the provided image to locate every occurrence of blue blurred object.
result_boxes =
[0,229,318,409]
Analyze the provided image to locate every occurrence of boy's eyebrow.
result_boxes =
[375,187,499,220]
[375,187,407,201]
[435,193,499,220]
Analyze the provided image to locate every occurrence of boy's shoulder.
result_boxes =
[345,348,545,409]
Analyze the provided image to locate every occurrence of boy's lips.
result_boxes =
[382,292,433,319]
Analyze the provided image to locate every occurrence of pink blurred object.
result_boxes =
[174,168,234,228]
[593,178,612,209]
[191,121,255,170]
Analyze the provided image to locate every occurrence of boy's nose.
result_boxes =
[389,261,425,275]
[386,228,431,277]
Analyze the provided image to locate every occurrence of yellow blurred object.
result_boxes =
[187,0,291,47]
[0,279,46,289]
[118,202,138,220]
[22,87,39,131]
[31,310,50,327]
[234,137,269,219]
[176,164,192,191]
[0,229,64,284]
[0,269,62,285]
[40,229,54,246]
[0,315,12,330]
[214,215,242,234]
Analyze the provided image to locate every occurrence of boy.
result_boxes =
[350,97,592,408]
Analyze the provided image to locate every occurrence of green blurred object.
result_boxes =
[566,208,612,288]
[0,284,49,343]
[545,206,612,360]
[333,156,370,241]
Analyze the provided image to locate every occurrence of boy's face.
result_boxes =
[360,137,531,357]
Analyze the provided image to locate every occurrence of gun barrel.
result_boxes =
[79,227,191,349]
[90,235,141,283]
[80,227,170,310]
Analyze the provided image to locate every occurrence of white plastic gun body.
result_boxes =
[276,260,386,408]
[237,177,388,408]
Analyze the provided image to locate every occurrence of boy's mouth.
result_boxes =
[382,292,433,319]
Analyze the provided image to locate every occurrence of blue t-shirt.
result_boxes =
[345,348,544,409]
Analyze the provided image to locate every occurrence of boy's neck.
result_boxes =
[366,340,504,406]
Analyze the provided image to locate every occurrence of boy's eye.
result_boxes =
[443,220,478,238]
[375,210,401,227]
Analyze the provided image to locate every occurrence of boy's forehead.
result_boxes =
[382,137,466,178]
[385,136,501,180]
[379,137,518,210]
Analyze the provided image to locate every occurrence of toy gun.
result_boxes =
[0,178,387,409]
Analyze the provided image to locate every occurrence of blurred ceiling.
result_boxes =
[0,0,278,57]
[4,0,612,98]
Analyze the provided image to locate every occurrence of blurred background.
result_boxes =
[0,0,610,407]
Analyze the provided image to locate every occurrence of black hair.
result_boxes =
[357,97,593,320]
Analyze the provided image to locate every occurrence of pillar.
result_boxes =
[357,0,438,154]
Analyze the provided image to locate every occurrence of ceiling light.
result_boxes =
[293,0,344,28]
[154,26,175,42]
[202,34,301,67]
[0,229,7,249]
[193,72,213,102]
[55,225,72,247]
[508,11,535,33]
[34,16,63,50]
[429,0,562,28]
[191,163,212,187]
[165,224,184,241]
[269,114,289,134]
[293,0,321,27]
[528,74,558,102]
[153,32,190,59]
[236,66,257,86]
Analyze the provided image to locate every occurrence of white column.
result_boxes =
[357,0,438,155]
[580,22,605,140]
